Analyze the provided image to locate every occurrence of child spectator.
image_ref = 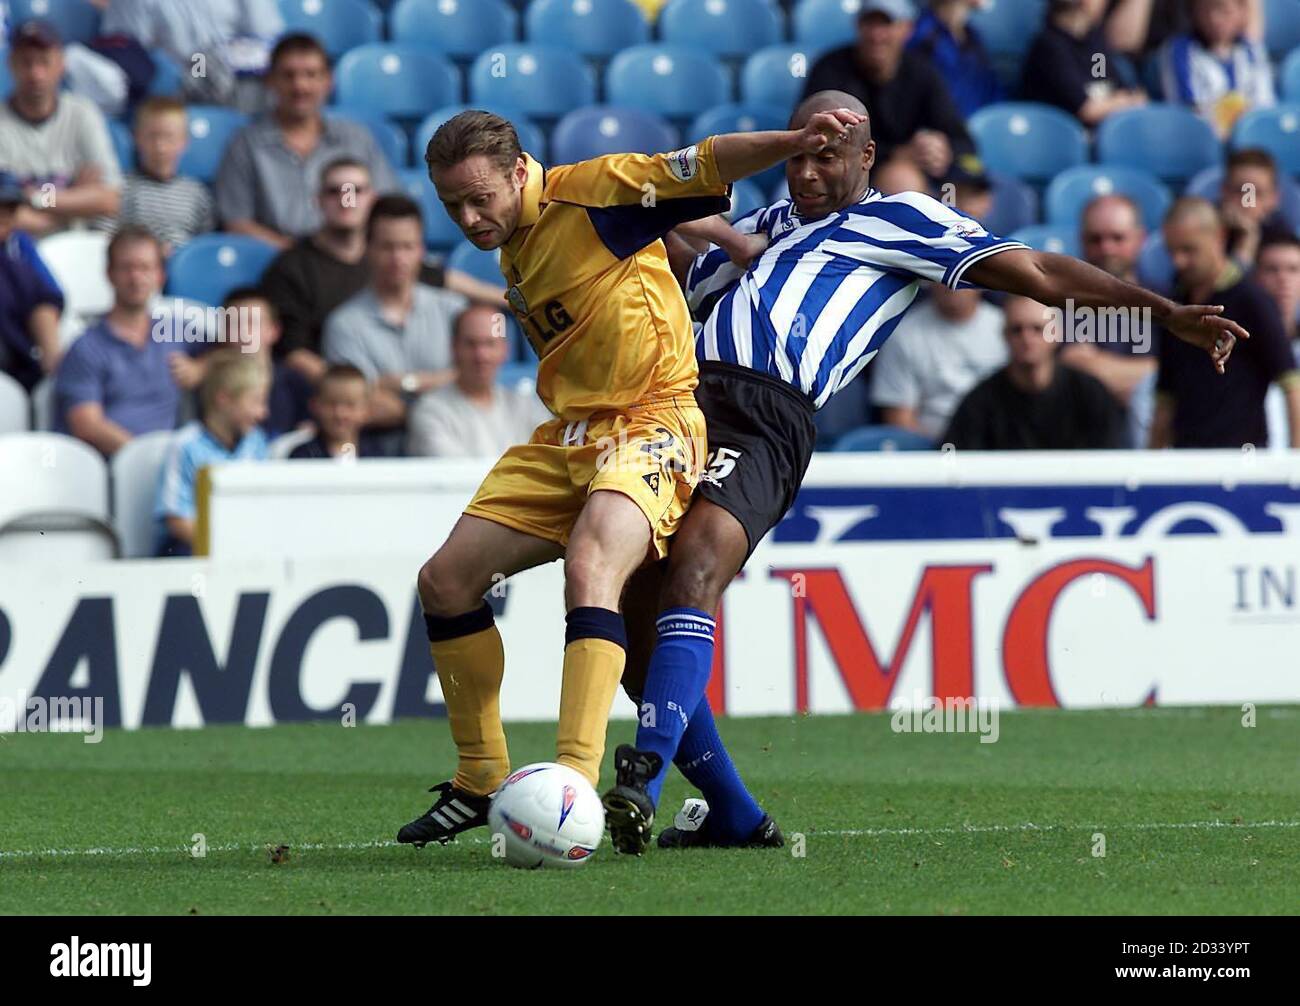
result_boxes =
[1254,236,1300,352]
[1159,0,1274,139]
[1219,148,1296,269]
[154,350,270,556]
[289,364,376,459]
[222,287,312,436]
[97,97,216,254]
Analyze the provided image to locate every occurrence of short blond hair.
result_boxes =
[134,96,187,128]
[200,350,269,415]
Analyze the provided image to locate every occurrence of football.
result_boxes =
[487,763,605,869]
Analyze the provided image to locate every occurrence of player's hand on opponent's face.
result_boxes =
[797,109,868,154]
[1165,304,1250,374]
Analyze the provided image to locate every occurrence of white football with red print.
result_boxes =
[488,762,604,869]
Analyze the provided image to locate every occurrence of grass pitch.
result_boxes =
[1,707,1296,915]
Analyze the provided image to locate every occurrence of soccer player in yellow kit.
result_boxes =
[396,107,864,846]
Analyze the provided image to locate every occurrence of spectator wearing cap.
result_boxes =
[0,20,122,237]
[906,1,1004,117]
[407,305,550,458]
[1159,0,1273,140]
[942,153,994,222]
[1021,0,1148,127]
[322,195,466,440]
[0,170,63,391]
[802,0,974,180]
[1152,197,1300,448]
[215,33,400,249]
[55,227,196,456]
[1219,148,1296,270]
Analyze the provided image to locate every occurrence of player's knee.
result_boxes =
[417,553,477,616]
[564,546,622,607]
[662,556,728,613]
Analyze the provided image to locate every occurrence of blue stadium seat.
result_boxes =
[606,45,730,122]
[497,360,539,387]
[1284,49,1300,104]
[1232,105,1300,176]
[659,0,782,60]
[969,0,1047,59]
[398,168,465,250]
[469,44,596,120]
[1136,231,1175,296]
[0,52,10,98]
[325,108,408,168]
[1185,164,1300,233]
[444,242,523,359]
[741,45,820,112]
[832,425,936,452]
[525,0,649,59]
[276,0,382,59]
[690,103,787,191]
[8,0,101,44]
[165,235,278,306]
[1096,104,1222,185]
[108,119,133,172]
[1263,0,1300,60]
[177,106,249,184]
[147,49,184,97]
[792,0,861,52]
[415,105,547,164]
[550,106,678,164]
[967,102,1089,184]
[389,0,517,60]
[1008,224,1081,257]
[1045,165,1173,232]
[729,178,766,220]
[984,173,1039,237]
[334,45,460,121]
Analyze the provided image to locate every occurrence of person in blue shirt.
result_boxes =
[154,349,270,556]
[0,170,63,391]
[907,0,1004,117]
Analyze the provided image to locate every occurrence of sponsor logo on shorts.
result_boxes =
[642,471,661,495]
[665,145,698,182]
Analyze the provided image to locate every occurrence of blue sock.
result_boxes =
[634,607,716,805]
[673,696,765,841]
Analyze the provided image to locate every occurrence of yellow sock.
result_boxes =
[556,637,625,787]
[431,623,509,796]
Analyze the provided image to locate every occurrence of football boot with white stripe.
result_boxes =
[396,781,491,847]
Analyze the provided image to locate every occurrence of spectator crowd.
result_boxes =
[2,0,1300,557]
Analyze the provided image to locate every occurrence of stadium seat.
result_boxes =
[1232,105,1300,176]
[550,106,678,164]
[792,0,862,52]
[967,103,1089,184]
[276,0,382,59]
[325,107,408,168]
[1263,0,1300,61]
[398,168,464,250]
[0,51,10,97]
[390,0,517,60]
[1044,165,1172,232]
[0,432,117,562]
[269,427,316,459]
[108,118,134,173]
[832,424,936,452]
[415,105,547,165]
[109,429,174,559]
[165,234,279,307]
[1136,231,1175,296]
[177,105,249,184]
[984,173,1039,238]
[524,0,649,60]
[969,0,1047,60]
[606,45,730,122]
[1008,224,1080,257]
[0,372,30,434]
[497,359,539,391]
[469,44,596,121]
[8,0,101,45]
[659,0,782,61]
[1284,49,1300,104]
[1096,105,1223,185]
[741,45,820,112]
[147,49,184,97]
[1185,165,1300,232]
[770,174,790,202]
[334,45,460,122]
[729,177,766,220]
[37,230,112,321]
[690,103,787,191]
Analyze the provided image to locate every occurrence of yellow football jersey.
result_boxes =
[498,137,731,421]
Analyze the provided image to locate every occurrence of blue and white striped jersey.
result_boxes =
[684,189,1026,409]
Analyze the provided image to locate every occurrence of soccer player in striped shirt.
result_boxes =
[602,90,1250,854]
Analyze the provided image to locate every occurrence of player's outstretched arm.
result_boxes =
[966,248,1249,374]
[711,108,866,184]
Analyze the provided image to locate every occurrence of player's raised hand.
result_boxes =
[1164,304,1250,374]
[796,109,867,154]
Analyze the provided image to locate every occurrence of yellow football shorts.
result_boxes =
[463,395,707,558]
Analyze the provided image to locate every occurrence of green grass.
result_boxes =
[1,707,1296,915]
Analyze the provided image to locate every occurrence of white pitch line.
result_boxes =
[1,819,1296,860]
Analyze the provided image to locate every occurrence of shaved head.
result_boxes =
[1164,196,1223,234]
[785,90,876,219]
[790,91,872,150]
